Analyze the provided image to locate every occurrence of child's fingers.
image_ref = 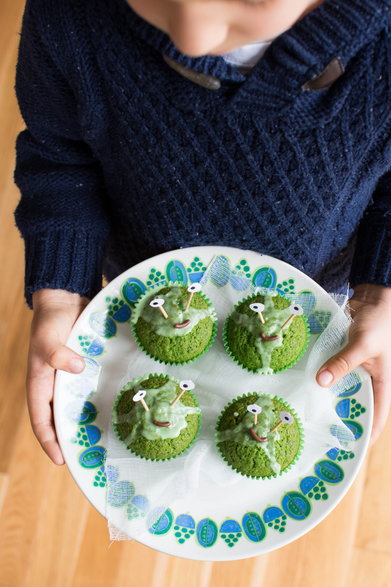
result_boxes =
[27,339,84,465]
[30,314,85,372]
[26,357,65,465]
[25,291,88,465]
[369,365,391,446]
[316,338,366,388]
[317,337,391,446]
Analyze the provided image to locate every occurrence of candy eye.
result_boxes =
[150,298,165,308]
[133,390,147,402]
[247,404,263,415]
[289,304,304,316]
[249,303,265,313]
[187,283,202,293]
[179,380,195,391]
[279,411,294,424]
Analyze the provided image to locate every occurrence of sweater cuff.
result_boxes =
[349,223,391,288]
[23,230,107,309]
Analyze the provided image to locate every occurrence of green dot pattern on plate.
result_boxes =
[277,279,295,294]
[127,503,146,519]
[188,257,207,273]
[173,526,195,544]
[337,450,355,462]
[73,426,90,447]
[350,399,366,418]
[146,268,165,287]
[267,513,287,532]
[93,468,107,488]
[308,480,329,501]
[220,532,242,548]
[106,297,125,316]
[78,335,92,349]
[235,259,251,278]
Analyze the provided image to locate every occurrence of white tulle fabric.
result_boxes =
[104,256,365,541]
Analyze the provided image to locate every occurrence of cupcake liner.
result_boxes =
[223,291,310,375]
[131,281,218,366]
[215,392,304,480]
[112,373,202,462]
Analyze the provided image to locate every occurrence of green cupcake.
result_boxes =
[112,374,201,461]
[224,292,309,374]
[216,393,303,479]
[132,283,217,365]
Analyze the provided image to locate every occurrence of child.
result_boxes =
[14,0,391,465]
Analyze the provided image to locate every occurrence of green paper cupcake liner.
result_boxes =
[131,281,218,366]
[112,373,202,462]
[223,291,310,375]
[215,392,304,480]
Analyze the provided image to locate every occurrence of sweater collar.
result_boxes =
[116,0,390,111]
[122,0,390,76]
[119,3,246,83]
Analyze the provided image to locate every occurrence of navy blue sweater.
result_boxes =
[14,0,391,307]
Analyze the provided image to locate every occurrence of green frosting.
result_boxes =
[113,375,200,460]
[216,394,302,479]
[225,293,308,374]
[134,286,216,364]
[114,379,199,441]
[218,394,281,474]
[134,286,212,337]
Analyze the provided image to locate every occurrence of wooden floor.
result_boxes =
[1,2,391,586]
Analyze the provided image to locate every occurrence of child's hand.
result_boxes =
[316,284,391,445]
[28,289,90,465]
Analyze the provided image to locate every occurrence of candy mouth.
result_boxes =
[174,319,191,329]
[249,428,268,443]
[260,332,279,342]
[153,420,171,427]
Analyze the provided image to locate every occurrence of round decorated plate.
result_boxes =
[54,246,372,561]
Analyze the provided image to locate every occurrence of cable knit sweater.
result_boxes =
[14,0,391,307]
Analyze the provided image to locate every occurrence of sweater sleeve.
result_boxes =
[14,0,110,308]
[349,171,391,288]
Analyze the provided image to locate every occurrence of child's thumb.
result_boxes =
[44,345,85,373]
[316,340,365,388]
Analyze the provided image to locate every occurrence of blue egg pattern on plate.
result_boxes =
[242,513,266,542]
[196,518,219,548]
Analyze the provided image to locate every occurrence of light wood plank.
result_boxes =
[0,409,89,587]
[73,506,161,587]
[258,465,368,587]
[0,0,30,478]
[210,557,262,587]
[72,507,125,587]
[160,555,213,587]
[0,474,10,517]
[208,465,367,587]
[352,418,391,554]
[23,468,90,587]
[0,299,31,471]
[348,548,391,587]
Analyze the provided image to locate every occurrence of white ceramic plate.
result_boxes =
[54,246,372,560]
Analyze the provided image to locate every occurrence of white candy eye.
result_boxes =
[187,283,202,293]
[247,404,263,415]
[150,298,165,308]
[289,303,304,316]
[279,411,294,424]
[249,303,265,313]
[133,390,147,402]
[179,380,195,391]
